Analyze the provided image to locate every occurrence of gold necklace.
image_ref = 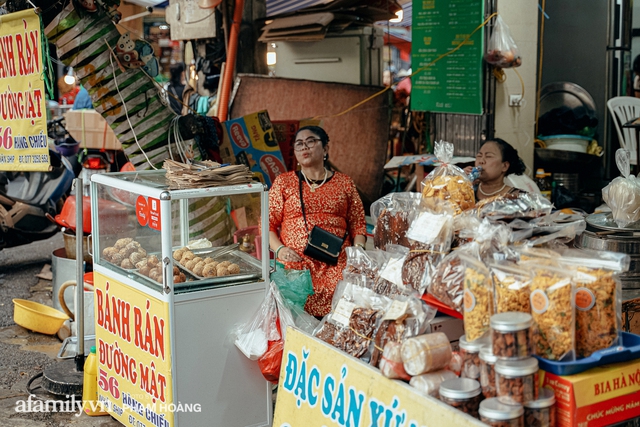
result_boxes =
[301,169,328,192]
[478,182,507,196]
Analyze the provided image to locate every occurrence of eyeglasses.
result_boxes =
[293,137,321,151]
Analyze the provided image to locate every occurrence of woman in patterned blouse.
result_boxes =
[269,126,367,317]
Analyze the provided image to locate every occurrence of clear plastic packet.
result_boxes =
[520,263,575,361]
[461,253,493,342]
[402,204,454,295]
[484,15,522,68]
[371,192,423,250]
[343,246,381,281]
[370,295,436,367]
[421,141,475,215]
[558,248,630,358]
[475,192,553,221]
[410,370,458,397]
[379,341,411,380]
[507,246,561,266]
[602,149,640,228]
[233,283,280,360]
[472,219,512,264]
[428,249,467,313]
[373,245,412,297]
[273,281,320,337]
[490,262,532,314]
[314,282,391,360]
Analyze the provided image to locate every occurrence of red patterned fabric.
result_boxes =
[269,171,367,316]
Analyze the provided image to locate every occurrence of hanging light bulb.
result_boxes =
[63,67,75,85]
[389,10,403,23]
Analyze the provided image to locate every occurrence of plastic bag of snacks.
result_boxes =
[314,281,391,360]
[602,149,640,228]
[475,192,553,221]
[370,295,436,367]
[558,248,629,358]
[373,245,411,297]
[421,141,475,215]
[490,262,532,314]
[402,203,454,294]
[484,15,522,68]
[520,264,575,361]
[461,253,493,342]
[371,192,422,250]
[343,246,380,281]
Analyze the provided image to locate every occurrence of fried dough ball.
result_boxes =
[185,259,198,271]
[203,257,216,264]
[180,252,195,264]
[173,266,181,275]
[173,249,185,261]
[216,267,230,276]
[111,253,124,265]
[218,261,232,268]
[147,255,160,267]
[115,238,133,249]
[136,259,148,269]
[173,275,182,283]
[149,269,161,282]
[121,259,134,269]
[202,264,217,277]
[227,263,240,274]
[180,272,186,282]
[193,262,205,276]
[192,257,203,265]
[137,248,147,257]
[130,252,145,265]
[208,261,220,270]
[140,265,151,276]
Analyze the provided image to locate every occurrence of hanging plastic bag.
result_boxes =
[371,192,422,250]
[233,284,280,360]
[484,15,522,68]
[421,141,475,215]
[602,149,640,228]
[270,265,314,311]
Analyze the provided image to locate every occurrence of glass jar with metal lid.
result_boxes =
[439,378,483,418]
[480,345,498,398]
[479,397,524,426]
[495,357,539,405]
[491,312,534,359]
[459,334,489,380]
[524,387,556,427]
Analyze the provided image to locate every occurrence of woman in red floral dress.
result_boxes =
[269,126,367,317]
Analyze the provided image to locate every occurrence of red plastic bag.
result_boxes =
[258,340,284,384]
[484,15,521,68]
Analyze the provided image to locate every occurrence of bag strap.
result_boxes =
[298,171,348,240]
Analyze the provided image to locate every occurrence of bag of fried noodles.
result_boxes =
[421,141,475,214]
[602,148,640,228]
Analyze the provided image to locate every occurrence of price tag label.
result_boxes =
[332,299,356,327]
[407,212,448,244]
[383,300,409,321]
[380,256,406,287]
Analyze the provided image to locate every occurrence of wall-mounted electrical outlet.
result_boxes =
[509,95,522,107]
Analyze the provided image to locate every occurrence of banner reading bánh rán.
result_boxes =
[0,9,49,171]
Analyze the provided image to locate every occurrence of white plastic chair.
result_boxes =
[607,96,640,166]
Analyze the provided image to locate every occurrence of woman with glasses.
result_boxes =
[269,126,367,317]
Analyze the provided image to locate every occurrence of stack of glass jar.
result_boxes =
[476,311,556,427]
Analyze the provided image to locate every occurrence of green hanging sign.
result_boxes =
[411,0,485,115]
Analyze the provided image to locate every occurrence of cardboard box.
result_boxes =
[428,314,465,343]
[63,110,121,150]
[221,111,287,187]
[541,359,640,427]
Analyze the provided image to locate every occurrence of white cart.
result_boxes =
[90,171,271,427]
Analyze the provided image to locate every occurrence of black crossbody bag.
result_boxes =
[298,172,347,265]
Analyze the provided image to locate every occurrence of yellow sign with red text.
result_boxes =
[94,272,174,427]
[0,9,49,171]
[273,328,485,427]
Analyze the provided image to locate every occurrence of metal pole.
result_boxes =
[75,178,85,371]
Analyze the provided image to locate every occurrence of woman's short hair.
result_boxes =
[296,125,329,147]
[482,138,526,176]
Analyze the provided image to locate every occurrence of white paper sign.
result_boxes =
[380,256,406,287]
[407,212,448,244]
